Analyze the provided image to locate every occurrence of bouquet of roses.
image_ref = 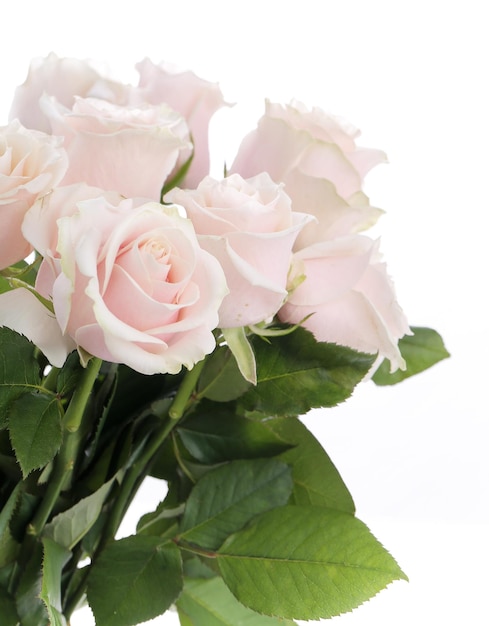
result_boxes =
[0,54,449,626]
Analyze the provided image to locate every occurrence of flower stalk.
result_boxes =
[64,359,206,619]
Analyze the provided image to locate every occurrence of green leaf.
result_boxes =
[180,459,293,551]
[0,275,12,295]
[8,394,63,477]
[0,587,20,626]
[263,417,355,513]
[218,505,407,620]
[8,491,37,542]
[147,434,179,481]
[137,501,184,539]
[221,327,257,385]
[0,327,44,430]
[43,477,116,549]
[87,535,182,626]
[15,541,49,626]
[241,328,376,416]
[1,259,39,286]
[198,346,252,402]
[0,482,23,568]
[373,326,450,385]
[176,406,291,465]
[55,351,84,398]
[177,576,298,625]
[179,610,193,626]
[0,527,19,569]
[160,147,194,200]
[137,480,187,539]
[40,537,72,626]
[0,482,22,537]
[182,556,217,580]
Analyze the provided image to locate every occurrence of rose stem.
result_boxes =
[10,357,103,594]
[64,357,206,618]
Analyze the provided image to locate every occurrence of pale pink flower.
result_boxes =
[0,120,67,269]
[23,189,227,374]
[43,96,192,200]
[279,235,411,370]
[166,173,311,327]
[9,52,129,133]
[133,58,227,187]
[230,100,385,249]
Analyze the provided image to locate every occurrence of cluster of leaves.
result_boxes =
[0,324,449,625]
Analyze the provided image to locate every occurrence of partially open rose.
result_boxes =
[9,52,129,133]
[279,235,411,370]
[166,173,311,327]
[133,58,227,187]
[231,100,385,248]
[43,96,191,199]
[0,120,67,269]
[22,189,227,374]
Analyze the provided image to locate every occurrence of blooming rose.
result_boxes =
[21,188,227,374]
[132,58,227,187]
[230,100,385,249]
[166,173,311,327]
[9,52,129,133]
[279,235,411,370]
[0,120,68,269]
[43,96,191,199]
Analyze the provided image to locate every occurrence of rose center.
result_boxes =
[141,238,170,265]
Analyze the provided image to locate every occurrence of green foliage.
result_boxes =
[180,459,293,551]
[8,394,63,477]
[373,326,450,385]
[263,417,355,513]
[0,587,20,626]
[87,535,183,626]
[241,328,376,416]
[14,542,49,626]
[176,406,291,464]
[43,477,116,550]
[0,328,45,429]
[177,576,298,625]
[40,538,71,626]
[217,506,407,620]
[221,327,257,384]
[0,275,11,296]
[0,328,63,477]
[0,483,22,568]
[55,351,85,398]
[137,501,183,540]
[198,345,252,401]
[0,316,445,625]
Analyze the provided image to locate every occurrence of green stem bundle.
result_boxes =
[64,359,205,618]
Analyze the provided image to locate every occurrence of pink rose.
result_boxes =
[166,173,311,328]
[43,96,191,200]
[9,52,129,134]
[22,189,227,374]
[22,183,123,276]
[132,58,227,187]
[279,236,411,370]
[230,100,385,249]
[0,120,68,269]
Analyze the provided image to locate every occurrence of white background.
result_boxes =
[2,1,488,624]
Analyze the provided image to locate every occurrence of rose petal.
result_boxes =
[0,288,74,366]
